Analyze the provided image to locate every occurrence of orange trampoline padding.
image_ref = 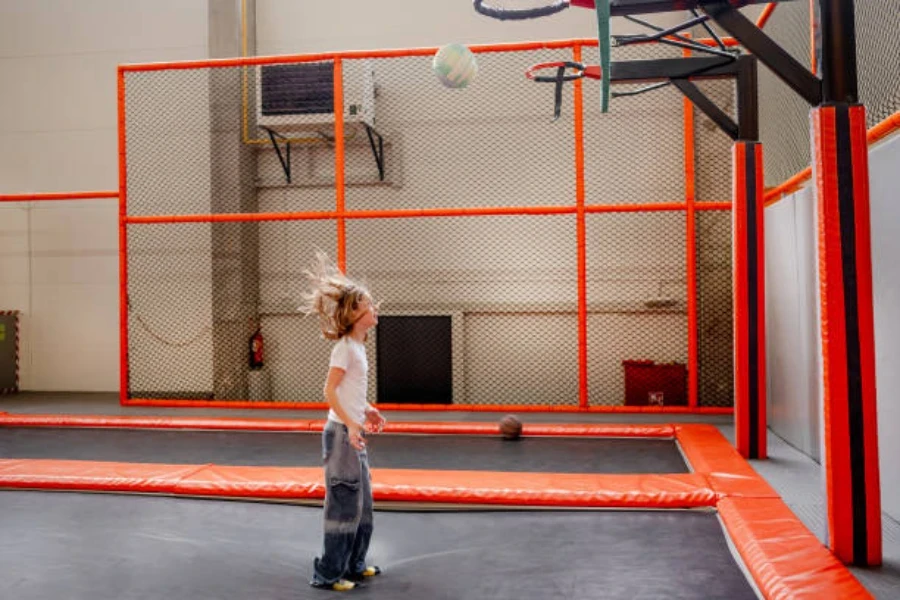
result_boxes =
[719,498,873,599]
[0,459,717,508]
[675,425,778,498]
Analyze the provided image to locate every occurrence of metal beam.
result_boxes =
[736,55,759,140]
[817,0,858,103]
[672,78,740,140]
[608,56,740,83]
[701,1,822,106]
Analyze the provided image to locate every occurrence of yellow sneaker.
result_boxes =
[310,578,356,592]
[348,566,382,582]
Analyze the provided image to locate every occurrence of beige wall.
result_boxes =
[0,0,208,391]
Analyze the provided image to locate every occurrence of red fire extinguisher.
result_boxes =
[249,326,264,370]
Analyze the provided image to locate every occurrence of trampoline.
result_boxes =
[0,491,755,600]
[0,427,688,473]
[0,414,871,598]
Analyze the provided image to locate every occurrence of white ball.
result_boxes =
[433,43,478,89]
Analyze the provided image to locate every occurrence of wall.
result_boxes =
[255,2,689,56]
[0,0,208,392]
[764,185,821,460]
[869,134,900,522]
[765,133,900,521]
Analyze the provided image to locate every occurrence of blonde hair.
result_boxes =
[300,251,373,340]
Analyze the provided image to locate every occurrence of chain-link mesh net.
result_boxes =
[854,1,900,127]
[583,43,685,205]
[122,39,741,408]
[347,215,578,407]
[585,211,688,406]
[690,76,736,407]
[753,1,900,188]
[695,209,734,407]
[752,1,812,188]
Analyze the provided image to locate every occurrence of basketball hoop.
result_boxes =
[524,61,602,83]
[472,0,570,21]
[525,61,604,121]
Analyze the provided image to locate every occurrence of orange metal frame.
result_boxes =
[0,414,872,598]
[111,37,900,413]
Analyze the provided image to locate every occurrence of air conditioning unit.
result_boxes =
[255,60,375,134]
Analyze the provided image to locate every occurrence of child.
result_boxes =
[301,252,386,592]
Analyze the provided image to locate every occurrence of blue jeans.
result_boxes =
[311,420,374,585]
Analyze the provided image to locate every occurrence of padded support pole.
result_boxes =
[813,104,881,567]
[732,141,766,460]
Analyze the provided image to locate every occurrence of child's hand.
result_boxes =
[365,407,386,433]
[348,424,366,450]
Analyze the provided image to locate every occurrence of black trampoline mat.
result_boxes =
[0,491,755,600]
[0,427,689,473]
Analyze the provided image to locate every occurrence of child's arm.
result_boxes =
[324,367,365,449]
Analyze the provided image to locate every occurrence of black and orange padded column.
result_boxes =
[813,104,881,567]
[813,0,881,568]
[732,142,765,460]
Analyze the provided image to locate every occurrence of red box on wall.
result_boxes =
[622,360,687,406]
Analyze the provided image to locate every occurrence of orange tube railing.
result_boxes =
[573,44,589,409]
[117,67,130,407]
[0,191,117,202]
[123,202,736,226]
[755,3,777,30]
[119,39,601,73]
[683,44,699,409]
[334,58,347,272]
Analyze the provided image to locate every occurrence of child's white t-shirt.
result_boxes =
[327,336,368,426]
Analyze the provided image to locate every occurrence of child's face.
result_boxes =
[353,297,378,333]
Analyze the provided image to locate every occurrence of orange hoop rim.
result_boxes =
[525,61,602,82]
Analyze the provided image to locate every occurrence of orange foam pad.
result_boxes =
[675,425,778,498]
[0,459,717,508]
[719,498,873,599]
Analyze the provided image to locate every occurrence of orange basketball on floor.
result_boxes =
[499,415,522,440]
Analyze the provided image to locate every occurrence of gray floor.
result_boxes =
[0,491,757,600]
[1,392,897,598]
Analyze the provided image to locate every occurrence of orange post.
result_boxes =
[334,58,346,272]
[683,44,699,409]
[573,44,588,409]
[117,67,130,406]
